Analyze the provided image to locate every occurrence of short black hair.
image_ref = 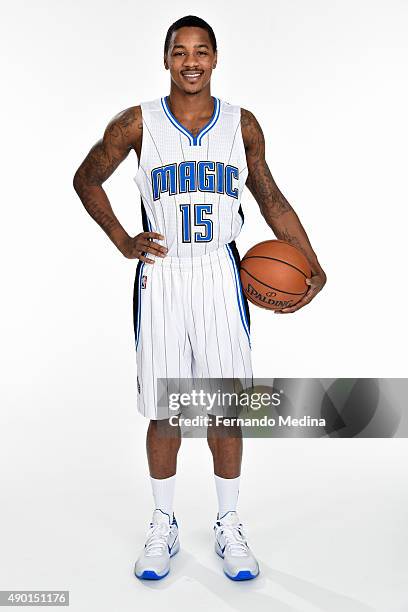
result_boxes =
[164,15,217,56]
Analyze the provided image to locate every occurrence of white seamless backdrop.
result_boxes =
[1,1,407,611]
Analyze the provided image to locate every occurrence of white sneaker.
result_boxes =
[214,511,259,580]
[134,509,179,580]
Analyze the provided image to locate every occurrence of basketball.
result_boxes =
[240,240,311,310]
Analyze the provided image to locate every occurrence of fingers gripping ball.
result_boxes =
[240,240,311,310]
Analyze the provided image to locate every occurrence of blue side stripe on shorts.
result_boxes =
[135,262,145,349]
[225,244,251,346]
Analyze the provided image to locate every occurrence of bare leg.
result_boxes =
[147,417,181,478]
[207,416,242,478]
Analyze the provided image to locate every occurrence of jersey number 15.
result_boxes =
[179,203,213,243]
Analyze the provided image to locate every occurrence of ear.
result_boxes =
[164,55,169,70]
[212,50,218,69]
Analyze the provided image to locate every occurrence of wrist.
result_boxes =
[109,226,130,252]
[309,260,325,276]
[311,267,327,285]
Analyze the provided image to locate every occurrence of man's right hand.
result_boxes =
[119,232,168,264]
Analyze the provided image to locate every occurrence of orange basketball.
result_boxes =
[240,240,311,310]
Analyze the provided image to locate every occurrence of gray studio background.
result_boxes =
[1,1,407,611]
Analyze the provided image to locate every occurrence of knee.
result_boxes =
[148,417,181,440]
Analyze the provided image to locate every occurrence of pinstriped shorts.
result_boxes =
[133,242,253,420]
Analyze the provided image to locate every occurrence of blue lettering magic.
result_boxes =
[151,161,239,201]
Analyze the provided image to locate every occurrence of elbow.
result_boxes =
[73,168,91,199]
[72,169,82,195]
[73,167,102,195]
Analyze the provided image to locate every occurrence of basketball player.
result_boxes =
[73,15,326,581]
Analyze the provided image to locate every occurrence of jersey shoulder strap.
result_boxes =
[139,97,162,122]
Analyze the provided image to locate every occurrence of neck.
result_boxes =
[167,85,213,117]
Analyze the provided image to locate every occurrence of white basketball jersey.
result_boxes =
[134,96,248,258]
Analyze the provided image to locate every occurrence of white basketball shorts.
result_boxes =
[133,242,253,420]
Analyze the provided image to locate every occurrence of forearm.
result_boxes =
[73,107,141,251]
[73,175,128,249]
[247,175,324,275]
[268,206,323,275]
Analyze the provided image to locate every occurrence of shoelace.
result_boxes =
[144,522,170,557]
[220,525,249,557]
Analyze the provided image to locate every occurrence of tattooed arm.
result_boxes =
[241,108,326,313]
[73,106,167,263]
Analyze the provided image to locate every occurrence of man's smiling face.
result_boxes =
[164,26,217,95]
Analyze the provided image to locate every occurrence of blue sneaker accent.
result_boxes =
[224,570,258,581]
[137,569,169,581]
[218,510,238,521]
[168,537,179,556]
[153,508,172,521]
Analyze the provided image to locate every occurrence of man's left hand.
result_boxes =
[274,269,327,314]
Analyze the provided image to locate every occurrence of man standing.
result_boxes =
[73,15,326,581]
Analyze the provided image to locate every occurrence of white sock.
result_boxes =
[150,475,176,519]
[214,474,240,518]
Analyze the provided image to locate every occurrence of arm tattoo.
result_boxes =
[241,108,292,221]
[241,109,323,274]
[83,106,139,186]
[278,228,309,259]
[73,106,141,241]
